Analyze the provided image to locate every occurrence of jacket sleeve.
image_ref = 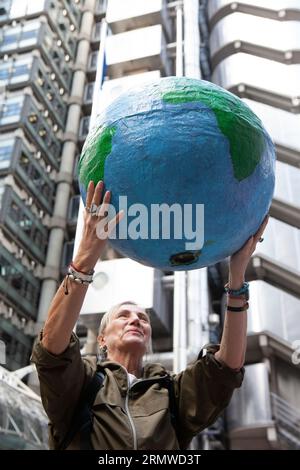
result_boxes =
[173,343,245,449]
[30,331,92,447]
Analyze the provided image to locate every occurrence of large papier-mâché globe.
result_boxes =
[78,77,275,270]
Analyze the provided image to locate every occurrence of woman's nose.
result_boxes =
[129,313,140,324]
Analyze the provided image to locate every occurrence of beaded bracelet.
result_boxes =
[68,265,94,282]
[70,261,94,276]
[224,281,249,301]
[224,281,249,295]
[63,262,94,295]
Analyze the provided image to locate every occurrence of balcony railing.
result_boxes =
[0,186,48,263]
[0,245,40,319]
[0,20,73,92]
[271,392,300,449]
[0,135,55,215]
[0,93,61,169]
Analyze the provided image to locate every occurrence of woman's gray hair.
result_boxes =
[98,300,153,356]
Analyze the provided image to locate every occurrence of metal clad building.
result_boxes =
[0,0,300,450]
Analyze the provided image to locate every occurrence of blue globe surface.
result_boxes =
[79,77,275,270]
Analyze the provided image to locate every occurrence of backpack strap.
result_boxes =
[163,374,181,447]
[58,370,180,450]
[58,370,105,450]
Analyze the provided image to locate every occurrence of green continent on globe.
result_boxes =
[162,84,265,181]
[79,125,117,188]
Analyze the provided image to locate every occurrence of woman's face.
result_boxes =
[99,304,152,358]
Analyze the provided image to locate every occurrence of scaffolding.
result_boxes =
[0,366,48,450]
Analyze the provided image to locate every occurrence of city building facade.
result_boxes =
[0,0,299,450]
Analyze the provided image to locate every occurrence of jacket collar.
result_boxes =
[97,359,168,382]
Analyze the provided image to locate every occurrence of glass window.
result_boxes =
[68,195,80,222]
[11,65,30,83]
[4,102,21,116]
[0,96,24,125]
[20,27,39,47]
[1,32,18,51]
[0,246,39,316]
[0,139,14,170]
[96,0,107,14]
[62,241,75,269]
[22,29,38,40]
[0,57,32,85]
[93,22,101,41]
[0,0,10,20]
[41,181,50,198]
[89,51,98,70]
[0,65,10,82]
[19,215,32,235]
[0,178,5,206]
[85,82,94,102]
[24,280,34,302]
[0,253,10,278]
[19,152,30,171]
[80,116,90,138]
[11,271,23,290]
[33,229,43,248]
[9,201,20,222]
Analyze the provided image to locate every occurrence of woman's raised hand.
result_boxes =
[74,181,124,271]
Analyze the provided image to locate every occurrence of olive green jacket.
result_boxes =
[31,332,244,450]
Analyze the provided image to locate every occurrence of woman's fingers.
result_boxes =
[85,181,95,209]
[97,190,111,218]
[92,180,104,207]
[85,183,124,238]
[254,214,269,242]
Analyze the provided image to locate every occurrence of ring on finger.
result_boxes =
[86,202,99,215]
[259,237,264,243]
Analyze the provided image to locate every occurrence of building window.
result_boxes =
[0,139,14,170]
[1,32,19,50]
[84,82,94,103]
[16,149,54,213]
[11,61,31,83]
[7,194,48,260]
[89,51,98,70]
[0,246,40,316]
[0,178,5,206]
[0,21,40,53]
[96,0,107,15]
[0,1,10,20]
[10,201,21,223]
[62,241,75,271]
[79,116,90,139]
[0,65,10,82]
[68,195,80,223]
[19,27,39,47]
[0,96,24,125]
[93,22,102,41]
[19,215,33,237]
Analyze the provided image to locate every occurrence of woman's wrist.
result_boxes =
[228,272,245,290]
[73,252,98,273]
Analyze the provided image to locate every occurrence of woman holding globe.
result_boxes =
[32,178,268,450]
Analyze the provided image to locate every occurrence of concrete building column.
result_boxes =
[36,0,97,327]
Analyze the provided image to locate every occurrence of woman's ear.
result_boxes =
[98,334,105,347]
